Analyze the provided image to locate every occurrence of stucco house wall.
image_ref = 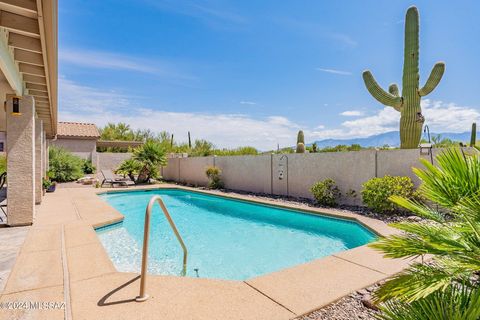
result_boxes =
[52,138,97,160]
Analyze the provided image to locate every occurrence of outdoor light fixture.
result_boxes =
[12,97,21,116]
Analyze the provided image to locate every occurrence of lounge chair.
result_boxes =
[100,170,135,188]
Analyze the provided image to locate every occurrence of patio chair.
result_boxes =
[100,170,135,188]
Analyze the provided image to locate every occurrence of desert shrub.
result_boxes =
[361,175,417,213]
[205,166,223,189]
[82,159,96,174]
[310,178,341,207]
[48,146,84,182]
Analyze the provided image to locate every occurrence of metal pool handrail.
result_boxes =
[136,195,188,302]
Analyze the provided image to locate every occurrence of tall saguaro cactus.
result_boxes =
[362,6,445,149]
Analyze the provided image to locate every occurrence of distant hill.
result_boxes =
[309,131,471,148]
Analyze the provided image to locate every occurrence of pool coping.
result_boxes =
[91,184,409,315]
[1,184,415,319]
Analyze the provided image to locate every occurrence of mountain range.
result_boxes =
[309,131,472,148]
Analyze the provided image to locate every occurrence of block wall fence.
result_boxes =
[161,148,473,205]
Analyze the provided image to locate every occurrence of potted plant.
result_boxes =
[43,176,56,193]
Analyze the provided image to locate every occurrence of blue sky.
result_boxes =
[58,0,480,149]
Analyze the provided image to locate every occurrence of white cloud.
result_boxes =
[60,49,155,73]
[59,78,303,150]
[325,99,480,140]
[142,0,247,27]
[316,68,352,76]
[59,78,480,148]
[59,48,194,82]
[422,99,480,132]
[239,101,257,105]
[340,110,363,116]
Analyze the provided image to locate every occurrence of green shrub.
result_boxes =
[82,159,96,174]
[361,175,417,213]
[205,166,223,189]
[310,178,341,207]
[0,154,6,175]
[48,146,84,182]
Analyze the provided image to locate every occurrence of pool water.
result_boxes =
[97,189,375,280]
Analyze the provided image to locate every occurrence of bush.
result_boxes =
[48,146,84,182]
[0,154,5,175]
[310,178,341,207]
[205,166,223,189]
[82,159,96,174]
[361,175,417,213]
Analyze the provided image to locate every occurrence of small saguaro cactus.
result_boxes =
[170,134,174,148]
[296,142,305,153]
[188,131,192,149]
[297,130,305,145]
[296,130,305,153]
[362,6,445,149]
[470,123,477,147]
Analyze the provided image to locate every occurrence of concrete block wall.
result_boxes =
[96,152,132,172]
[161,148,453,205]
[216,155,272,194]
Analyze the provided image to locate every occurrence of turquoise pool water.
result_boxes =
[97,189,375,280]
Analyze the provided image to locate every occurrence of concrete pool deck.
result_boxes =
[0,184,415,319]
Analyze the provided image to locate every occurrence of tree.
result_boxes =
[133,141,167,183]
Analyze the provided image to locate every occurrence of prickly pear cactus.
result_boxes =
[362,6,445,149]
[471,123,477,147]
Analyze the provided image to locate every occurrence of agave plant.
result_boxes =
[369,148,480,319]
[133,140,167,183]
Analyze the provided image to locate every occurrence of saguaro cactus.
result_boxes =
[471,123,477,147]
[363,6,445,149]
[297,130,305,144]
[188,131,192,149]
[296,130,305,153]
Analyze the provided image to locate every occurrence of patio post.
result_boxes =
[35,118,43,204]
[6,95,35,226]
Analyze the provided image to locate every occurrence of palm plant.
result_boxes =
[369,148,480,319]
[133,140,167,183]
[116,159,142,181]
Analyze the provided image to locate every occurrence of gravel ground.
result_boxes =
[298,284,381,320]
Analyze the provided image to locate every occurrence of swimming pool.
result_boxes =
[97,189,376,280]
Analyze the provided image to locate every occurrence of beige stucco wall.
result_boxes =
[34,119,43,204]
[274,151,376,205]
[162,148,467,205]
[162,157,180,181]
[216,155,272,194]
[177,156,213,186]
[96,152,132,172]
[6,95,35,226]
[52,138,96,160]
